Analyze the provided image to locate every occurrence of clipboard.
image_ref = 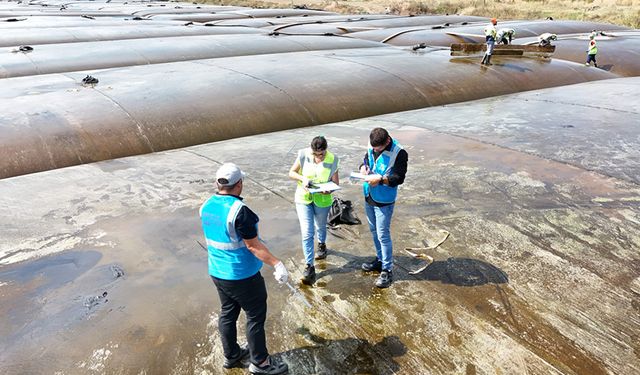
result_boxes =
[308,181,341,194]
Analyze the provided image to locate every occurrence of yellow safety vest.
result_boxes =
[294,149,338,207]
[588,40,598,55]
[484,24,497,39]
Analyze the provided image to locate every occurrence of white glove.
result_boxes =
[274,261,288,284]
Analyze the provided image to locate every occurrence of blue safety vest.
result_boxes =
[200,194,262,280]
[363,139,403,204]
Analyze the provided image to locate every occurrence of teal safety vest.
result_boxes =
[200,194,262,280]
[363,139,403,204]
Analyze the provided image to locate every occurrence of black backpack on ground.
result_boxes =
[328,198,361,227]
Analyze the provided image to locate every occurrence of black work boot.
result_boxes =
[361,258,382,272]
[486,54,492,65]
[480,54,487,65]
[223,343,249,369]
[249,356,288,375]
[375,270,393,288]
[301,264,316,285]
[315,243,327,260]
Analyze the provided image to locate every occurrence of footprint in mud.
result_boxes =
[80,263,125,311]
[84,291,108,310]
[110,264,125,279]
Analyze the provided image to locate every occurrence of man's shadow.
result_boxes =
[597,64,613,71]
[316,249,508,287]
[409,257,508,286]
[276,329,406,375]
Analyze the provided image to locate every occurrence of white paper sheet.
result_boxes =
[308,181,341,193]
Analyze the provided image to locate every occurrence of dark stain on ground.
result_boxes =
[0,250,107,357]
[494,63,534,73]
[126,325,147,341]
[0,250,102,296]
[465,363,477,375]
[322,295,335,303]
[453,283,609,374]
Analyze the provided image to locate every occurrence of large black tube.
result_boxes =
[0,4,248,17]
[149,13,252,23]
[0,24,263,47]
[0,34,384,78]
[0,47,615,179]
[347,20,631,45]
[132,8,336,17]
[518,32,640,76]
[264,15,490,35]
[0,16,188,28]
[0,11,132,16]
[207,14,397,28]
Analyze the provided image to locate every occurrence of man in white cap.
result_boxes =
[200,163,289,375]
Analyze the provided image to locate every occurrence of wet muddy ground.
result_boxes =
[1,79,639,374]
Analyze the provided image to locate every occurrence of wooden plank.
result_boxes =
[450,43,555,57]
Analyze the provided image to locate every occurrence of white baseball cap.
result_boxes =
[216,163,245,187]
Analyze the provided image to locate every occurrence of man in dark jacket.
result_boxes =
[359,128,408,288]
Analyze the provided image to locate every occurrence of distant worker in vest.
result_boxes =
[289,136,339,285]
[586,33,598,67]
[538,32,557,47]
[497,28,515,45]
[359,128,408,288]
[589,29,607,39]
[200,163,289,375]
[481,18,498,65]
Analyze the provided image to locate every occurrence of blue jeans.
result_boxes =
[486,39,495,55]
[296,203,330,265]
[365,202,395,271]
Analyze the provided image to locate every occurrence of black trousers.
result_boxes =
[211,271,268,365]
